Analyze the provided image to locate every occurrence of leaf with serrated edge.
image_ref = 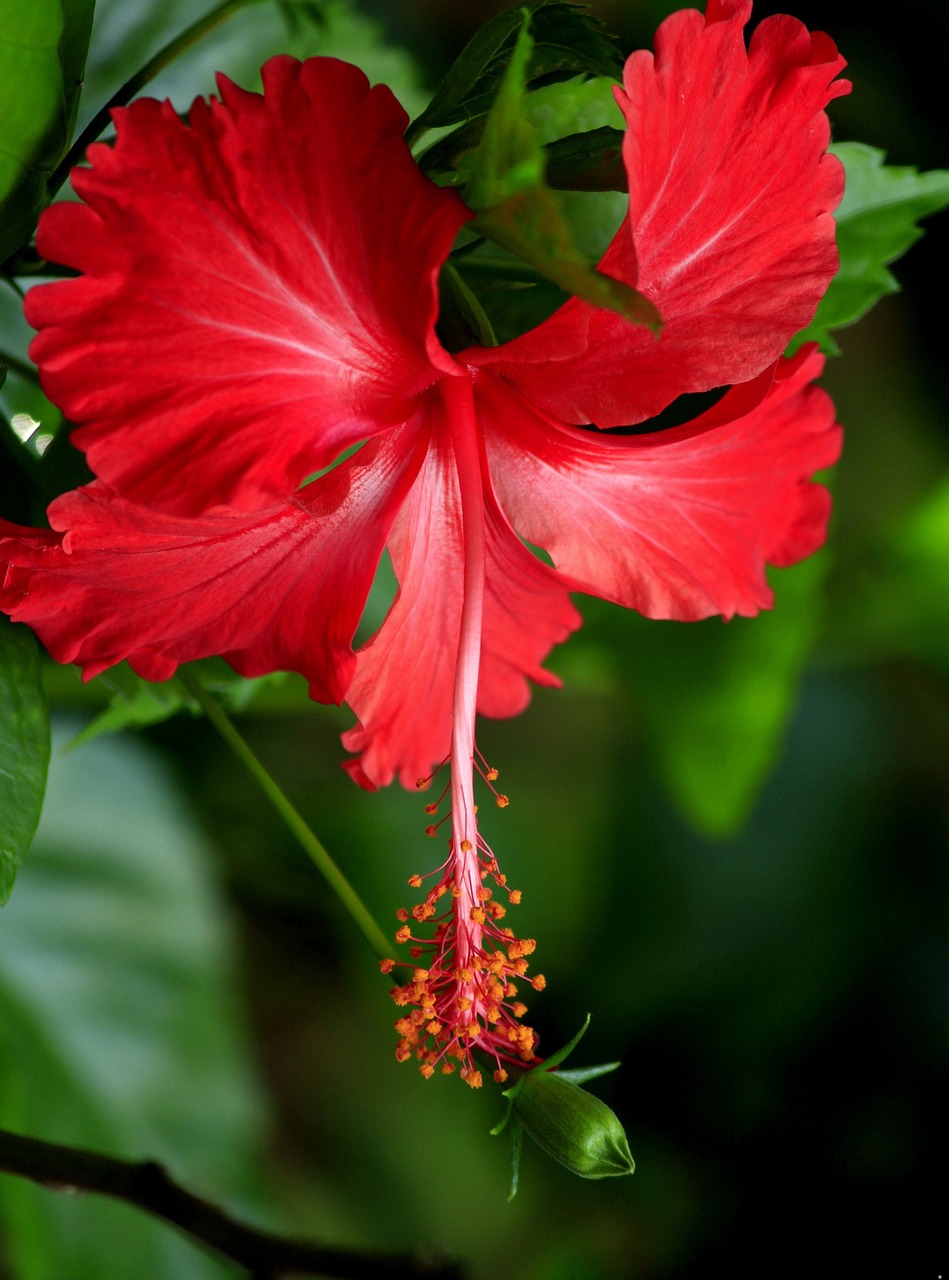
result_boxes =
[793,143,949,354]
[466,19,659,332]
[409,1,621,138]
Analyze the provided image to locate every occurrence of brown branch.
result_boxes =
[0,1127,465,1280]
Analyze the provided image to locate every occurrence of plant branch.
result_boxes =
[178,670,392,962]
[0,1127,463,1279]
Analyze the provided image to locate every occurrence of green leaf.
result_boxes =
[834,471,949,674]
[68,660,288,749]
[544,125,625,191]
[0,0,95,262]
[0,620,50,905]
[408,0,621,141]
[556,1062,621,1086]
[0,722,265,1279]
[465,19,660,334]
[793,143,949,355]
[625,554,828,837]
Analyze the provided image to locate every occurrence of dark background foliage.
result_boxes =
[2,2,947,1277]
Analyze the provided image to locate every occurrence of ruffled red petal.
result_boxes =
[342,404,581,790]
[478,345,841,622]
[471,0,848,426]
[26,57,466,515]
[0,428,425,697]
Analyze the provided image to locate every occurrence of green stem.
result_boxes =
[178,670,391,961]
[442,262,498,348]
[50,0,262,196]
[0,347,39,385]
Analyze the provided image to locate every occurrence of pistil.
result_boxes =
[382,372,544,1085]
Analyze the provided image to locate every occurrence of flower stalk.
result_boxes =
[178,669,391,961]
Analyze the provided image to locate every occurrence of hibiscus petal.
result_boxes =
[26,57,466,515]
[342,410,580,790]
[0,428,425,698]
[471,0,848,426]
[478,345,842,621]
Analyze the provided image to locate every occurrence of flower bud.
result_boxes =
[511,1068,634,1179]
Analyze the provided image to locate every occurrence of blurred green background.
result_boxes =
[1,1,948,1276]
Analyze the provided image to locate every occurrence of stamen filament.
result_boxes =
[385,374,542,1085]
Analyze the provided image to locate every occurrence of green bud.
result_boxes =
[511,1068,634,1180]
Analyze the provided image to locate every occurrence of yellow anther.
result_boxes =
[379,958,395,974]
[453,967,473,983]
[450,881,462,898]
[496,794,509,808]
[426,1020,443,1036]
[415,777,427,790]
[508,889,522,905]
[420,1063,435,1079]
[407,874,423,888]
[395,925,411,944]
[424,803,438,815]
[531,974,547,991]
[456,996,472,1012]
[442,1062,456,1075]
[412,968,430,982]
[494,1068,508,1084]
[511,1002,527,1018]
[460,839,473,852]
[463,1070,483,1090]
[486,767,499,782]
[469,907,486,924]
[477,887,492,902]
[395,1043,412,1063]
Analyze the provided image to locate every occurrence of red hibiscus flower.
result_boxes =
[0,0,847,1084]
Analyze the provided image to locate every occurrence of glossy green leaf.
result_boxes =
[68,660,288,749]
[0,620,50,904]
[793,143,949,355]
[625,555,828,837]
[544,126,625,191]
[0,0,95,261]
[466,20,660,334]
[408,0,620,141]
[0,723,265,1279]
